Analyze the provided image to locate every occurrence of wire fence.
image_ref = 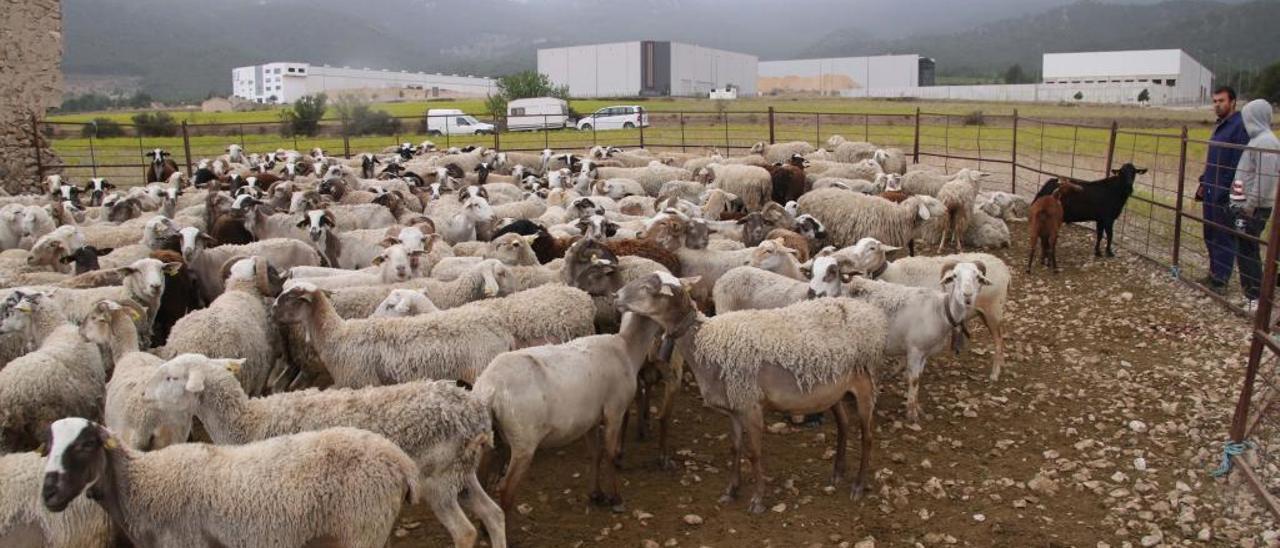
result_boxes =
[12,107,1280,514]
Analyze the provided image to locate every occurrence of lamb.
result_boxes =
[749,141,816,164]
[873,147,908,175]
[1027,180,1082,273]
[830,140,878,163]
[797,188,933,252]
[807,257,989,422]
[616,273,887,512]
[0,451,112,548]
[157,256,283,397]
[836,237,1010,381]
[711,266,809,314]
[0,288,65,367]
[434,196,495,245]
[431,233,539,280]
[371,288,439,318]
[272,282,514,387]
[935,169,990,252]
[808,159,884,183]
[976,191,1031,222]
[701,164,772,212]
[0,203,25,250]
[42,419,420,548]
[0,310,105,452]
[178,226,321,302]
[900,167,961,197]
[17,205,57,250]
[593,178,647,200]
[1034,163,1146,257]
[476,310,660,512]
[657,180,705,204]
[143,357,506,548]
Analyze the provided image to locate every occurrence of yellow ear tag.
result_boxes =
[226,361,243,375]
[127,309,142,320]
[104,437,119,450]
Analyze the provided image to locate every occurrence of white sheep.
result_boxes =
[0,289,65,366]
[836,237,1010,381]
[976,191,1030,222]
[0,451,112,547]
[595,163,693,196]
[476,310,660,512]
[935,169,990,252]
[830,140,877,163]
[144,356,506,548]
[797,188,933,252]
[750,141,816,164]
[285,244,423,290]
[272,282,515,387]
[702,163,772,212]
[615,273,887,512]
[0,311,105,452]
[874,147,908,175]
[807,159,883,182]
[178,227,321,302]
[433,196,494,245]
[157,256,282,396]
[327,258,514,318]
[371,288,439,318]
[808,256,988,422]
[42,419,420,548]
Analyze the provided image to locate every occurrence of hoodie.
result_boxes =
[1231,100,1280,211]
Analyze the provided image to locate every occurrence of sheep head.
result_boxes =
[78,299,145,348]
[614,271,701,329]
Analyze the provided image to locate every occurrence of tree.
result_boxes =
[1004,64,1028,84]
[80,117,124,139]
[1137,89,1150,103]
[1253,61,1280,104]
[331,94,399,136]
[280,93,327,137]
[130,112,178,137]
[484,70,571,123]
[1073,91,1084,101]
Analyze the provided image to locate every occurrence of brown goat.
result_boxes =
[1026,180,1082,273]
[767,154,808,205]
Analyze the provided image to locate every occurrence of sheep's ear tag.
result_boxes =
[103,436,119,450]
[226,360,244,375]
[127,308,142,320]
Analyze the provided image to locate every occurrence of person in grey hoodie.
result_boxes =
[1229,99,1279,310]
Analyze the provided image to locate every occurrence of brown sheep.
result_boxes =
[1026,180,1082,273]
[764,228,810,262]
[767,154,809,205]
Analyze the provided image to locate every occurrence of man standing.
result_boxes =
[1230,99,1279,313]
[1196,86,1249,294]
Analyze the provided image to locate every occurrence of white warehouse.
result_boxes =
[232,62,498,104]
[758,55,933,96]
[1042,49,1213,104]
[538,41,758,98]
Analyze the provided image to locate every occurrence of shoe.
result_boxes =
[1197,276,1227,295]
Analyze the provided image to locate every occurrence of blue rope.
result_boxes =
[1211,441,1256,477]
[1170,265,1181,278]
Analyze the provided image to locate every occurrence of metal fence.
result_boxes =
[14,107,1280,513]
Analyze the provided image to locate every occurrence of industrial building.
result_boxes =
[231,62,498,104]
[537,41,758,98]
[1041,49,1213,104]
[757,55,934,96]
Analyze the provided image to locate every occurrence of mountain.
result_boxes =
[803,0,1277,78]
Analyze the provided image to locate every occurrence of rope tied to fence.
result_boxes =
[1210,440,1256,478]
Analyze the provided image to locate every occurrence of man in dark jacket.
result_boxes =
[1196,86,1250,294]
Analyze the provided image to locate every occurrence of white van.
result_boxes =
[506,97,572,131]
[426,109,495,136]
[576,105,649,131]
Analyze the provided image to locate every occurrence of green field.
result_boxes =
[48,96,1221,128]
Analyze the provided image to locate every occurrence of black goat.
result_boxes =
[149,250,206,347]
[1034,163,1147,258]
[58,246,113,274]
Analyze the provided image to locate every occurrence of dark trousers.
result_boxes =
[1235,207,1272,300]
[1204,199,1237,283]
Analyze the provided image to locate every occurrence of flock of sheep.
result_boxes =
[0,132,1125,547]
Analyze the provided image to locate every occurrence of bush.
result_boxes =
[130,112,178,137]
[962,110,985,126]
[1253,61,1280,104]
[333,95,400,136]
[80,118,125,139]
[1073,91,1085,101]
[280,93,327,137]
[1137,89,1150,103]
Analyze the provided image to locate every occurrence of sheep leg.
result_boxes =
[656,350,684,470]
[744,405,768,514]
[977,306,1006,382]
[719,415,745,504]
[496,447,535,512]
[1103,221,1116,257]
[850,373,877,500]
[587,424,607,504]
[905,348,927,424]
[936,226,949,253]
[425,480,479,548]
[829,401,851,486]
[462,473,508,548]
[601,411,626,512]
[1093,223,1104,257]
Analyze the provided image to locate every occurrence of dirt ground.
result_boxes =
[392,221,1278,547]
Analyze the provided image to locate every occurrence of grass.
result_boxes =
[48,96,1222,127]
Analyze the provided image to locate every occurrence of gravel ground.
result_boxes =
[392,221,1279,547]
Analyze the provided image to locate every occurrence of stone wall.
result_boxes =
[0,0,63,195]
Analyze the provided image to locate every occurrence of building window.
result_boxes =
[511,107,526,116]
[288,68,296,73]
[1166,79,1176,87]
[1152,79,1162,85]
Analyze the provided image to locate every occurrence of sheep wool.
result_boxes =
[798,188,931,249]
[690,297,886,408]
[0,452,112,548]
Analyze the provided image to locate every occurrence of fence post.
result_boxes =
[767,107,775,145]
[88,125,98,178]
[29,114,44,180]
[723,112,729,151]
[680,112,686,153]
[1230,200,1280,442]
[1104,120,1119,174]
[912,107,921,165]
[815,113,821,148]
[1009,110,1019,193]
[180,121,194,176]
[493,121,501,152]
[341,115,351,159]
[638,113,645,149]
[1171,126,1189,274]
